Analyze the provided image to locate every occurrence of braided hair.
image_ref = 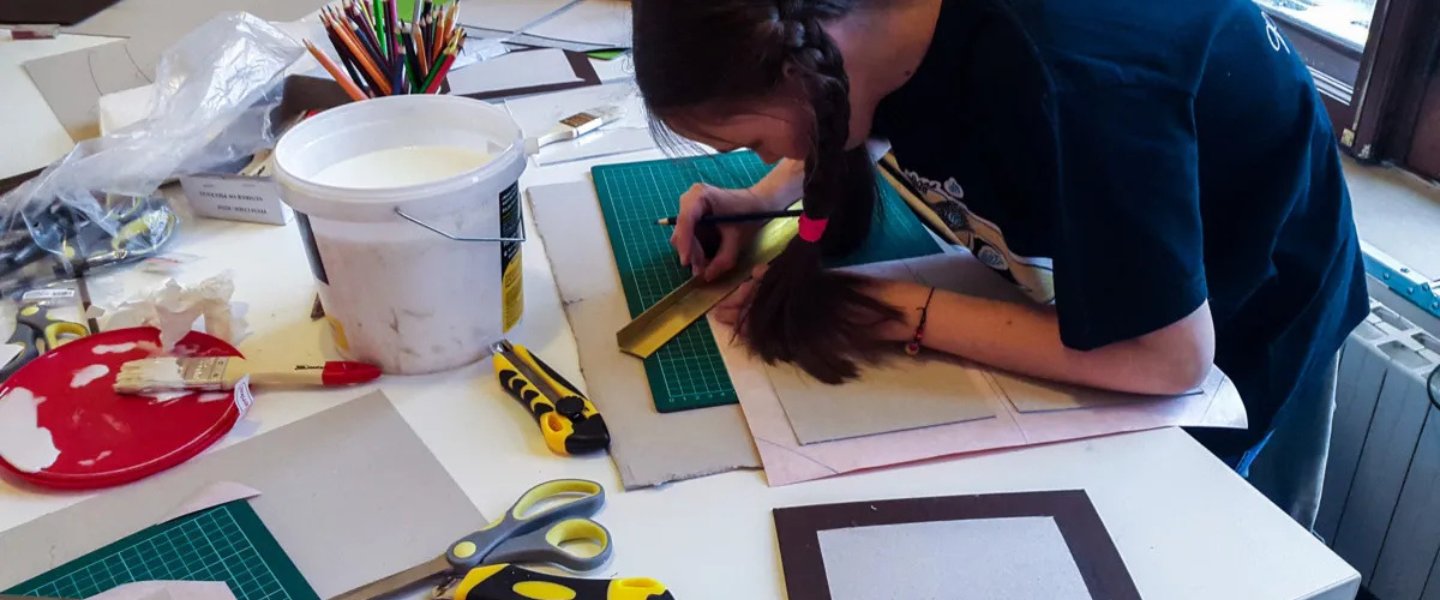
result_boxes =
[634,0,900,383]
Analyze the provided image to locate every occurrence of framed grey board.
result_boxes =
[591,151,942,412]
[773,490,1140,600]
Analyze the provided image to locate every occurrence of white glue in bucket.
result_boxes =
[273,95,525,374]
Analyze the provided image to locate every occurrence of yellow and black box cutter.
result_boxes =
[492,340,609,455]
[438,564,673,600]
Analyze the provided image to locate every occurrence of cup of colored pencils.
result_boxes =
[305,0,465,102]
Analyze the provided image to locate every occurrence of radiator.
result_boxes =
[1319,298,1440,600]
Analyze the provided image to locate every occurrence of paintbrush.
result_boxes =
[114,357,381,394]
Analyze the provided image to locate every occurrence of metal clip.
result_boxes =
[394,207,526,243]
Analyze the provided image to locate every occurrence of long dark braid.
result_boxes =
[635,0,900,383]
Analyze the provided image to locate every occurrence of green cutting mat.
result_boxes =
[592,151,941,412]
[5,500,319,600]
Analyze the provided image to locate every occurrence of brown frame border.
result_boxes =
[772,490,1141,600]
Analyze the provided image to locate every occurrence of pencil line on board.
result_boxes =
[756,437,839,475]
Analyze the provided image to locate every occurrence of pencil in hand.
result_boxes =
[655,209,803,226]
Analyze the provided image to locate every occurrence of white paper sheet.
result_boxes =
[525,0,631,47]
[504,83,652,165]
[456,0,576,33]
[446,49,584,98]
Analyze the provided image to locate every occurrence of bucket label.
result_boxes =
[500,182,523,331]
[295,211,329,285]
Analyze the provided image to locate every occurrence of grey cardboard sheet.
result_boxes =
[528,181,760,489]
[66,0,322,40]
[994,371,1201,413]
[23,42,153,141]
[31,0,324,140]
[817,517,1092,600]
[0,392,483,598]
[769,353,995,445]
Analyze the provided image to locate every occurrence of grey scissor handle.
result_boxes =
[445,479,606,571]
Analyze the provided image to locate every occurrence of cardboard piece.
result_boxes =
[727,251,1248,486]
[769,353,997,445]
[0,392,485,598]
[503,82,653,166]
[66,0,322,40]
[817,518,1091,600]
[996,372,1199,413]
[773,491,1140,600]
[525,0,630,48]
[528,181,760,489]
[0,0,123,25]
[23,41,153,141]
[448,49,600,101]
[25,0,323,139]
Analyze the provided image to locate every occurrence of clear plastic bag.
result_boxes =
[0,12,302,290]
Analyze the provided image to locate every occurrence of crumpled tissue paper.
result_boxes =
[103,273,249,351]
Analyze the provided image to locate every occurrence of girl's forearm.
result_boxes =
[751,158,805,209]
[868,279,1211,395]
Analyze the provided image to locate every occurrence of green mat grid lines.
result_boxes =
[592,151,941,413]
[5,500,319,600]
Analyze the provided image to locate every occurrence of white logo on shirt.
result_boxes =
[898,167,1057,305]
[1263,13,1291,54]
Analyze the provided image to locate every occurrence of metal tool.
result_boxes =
[492,341,609,455]
[1,301,89,380]
[332,479,631,600]
[616,212,798,359]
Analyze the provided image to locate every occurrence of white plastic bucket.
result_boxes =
[273,95,526,374]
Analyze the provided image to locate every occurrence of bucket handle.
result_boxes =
[394,207,526,243]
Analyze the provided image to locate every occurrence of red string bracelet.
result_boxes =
[905,287,937,356]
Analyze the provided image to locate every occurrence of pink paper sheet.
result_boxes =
[723,252,1249,487]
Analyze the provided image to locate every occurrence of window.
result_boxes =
[1258,0,1440,179]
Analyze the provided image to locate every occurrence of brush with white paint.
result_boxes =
[113,357,381,394]
[525,105,625,155]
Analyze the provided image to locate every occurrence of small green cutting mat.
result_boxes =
[592,151,941,412]
[5,500,319,600]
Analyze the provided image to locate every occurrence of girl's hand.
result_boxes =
[713,265,768,326]
[671,184,779,281]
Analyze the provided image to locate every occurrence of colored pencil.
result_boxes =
[311,0,463,97]
[331,13,392,95]
[304,41,367,102]
[414,19,429,78]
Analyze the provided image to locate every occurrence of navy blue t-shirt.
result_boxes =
[871,0,1369,453]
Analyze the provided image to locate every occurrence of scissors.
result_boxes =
[0,301,89,380]
[334,479,671,600]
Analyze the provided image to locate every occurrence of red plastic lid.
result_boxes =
[0,327,243,490]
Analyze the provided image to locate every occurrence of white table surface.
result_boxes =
[0,35,1361,600]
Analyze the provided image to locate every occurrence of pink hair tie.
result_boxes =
[797,214,828,243]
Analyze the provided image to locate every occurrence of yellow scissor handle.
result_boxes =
[447,564,674,600]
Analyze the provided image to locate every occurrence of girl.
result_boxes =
[631,0,1368,528]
